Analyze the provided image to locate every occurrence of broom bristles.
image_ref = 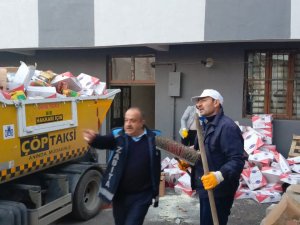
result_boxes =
[155,136,200,165]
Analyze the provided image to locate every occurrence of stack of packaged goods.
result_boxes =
[236,114,300,204]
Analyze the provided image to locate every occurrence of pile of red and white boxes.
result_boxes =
[236,114,300,203]
[161,114,300,203]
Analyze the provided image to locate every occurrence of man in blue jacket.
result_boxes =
[191,89,245,225]
[83,107,161,225]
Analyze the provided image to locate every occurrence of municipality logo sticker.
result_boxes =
[3,125,15,139]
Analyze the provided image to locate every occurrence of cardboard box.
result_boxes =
[248,151,274,168]
[291,164,300,174]
[254,128,273,144]
[177,173,191,189]
[77,73,100,89]
[241,166,267,190]
[264,183,283,193]
[287,156,300,165]
[280,173,300,185]
[234,187,253,199]
[31,70,56,87]
[243,130,265,155]
[275,154,292,174]
[26,86,57,99]
[51,72,82,92]
[261,166,283,183]
[252,114,273,129]
[252,190,281,203]
[94,82,107,95]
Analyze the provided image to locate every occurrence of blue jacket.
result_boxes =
[191,107,245,198]
[90,127,161,206]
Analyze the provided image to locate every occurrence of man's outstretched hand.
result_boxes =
[83,129,97,144]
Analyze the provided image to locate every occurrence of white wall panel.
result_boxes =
[291,0,300,39]
[94,0,205,46]
[0,0,38,49]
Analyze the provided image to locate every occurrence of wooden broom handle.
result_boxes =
[195,114,219,225]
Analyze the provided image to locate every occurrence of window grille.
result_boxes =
[244,50,300,119]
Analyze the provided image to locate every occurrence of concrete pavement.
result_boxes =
[54,188,271,225]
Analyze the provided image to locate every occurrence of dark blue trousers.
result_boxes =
[199,196,235,225]
[112,190,153,225]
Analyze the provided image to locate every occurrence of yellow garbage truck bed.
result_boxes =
[0,89,120,184]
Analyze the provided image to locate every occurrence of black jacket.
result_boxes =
[191,107,245,198]
[90,127,161,206]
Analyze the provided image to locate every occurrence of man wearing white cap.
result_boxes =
[190,89,245,225]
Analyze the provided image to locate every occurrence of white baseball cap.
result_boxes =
[191,89,224,105]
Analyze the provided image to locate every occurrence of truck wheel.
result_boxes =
[72,169,103,220]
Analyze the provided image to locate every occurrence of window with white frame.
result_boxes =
[244,50,300,119]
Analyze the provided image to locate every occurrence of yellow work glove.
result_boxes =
[201,171,224,190]
[178,160,190,171]
[181,128,188,138]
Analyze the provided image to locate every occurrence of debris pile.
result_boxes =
[236,114,300,204]
[0,61,107,100]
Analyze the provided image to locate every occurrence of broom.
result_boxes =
[195,114,219,225]
[155,136,201,165]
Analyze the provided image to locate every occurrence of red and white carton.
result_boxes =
[254,128,273,144]
[77,73,100,89]
[270,161,281,170]
[234,187,253,199]
[248,151,274,168]
[177,172,191,189]
[252,114,273,129]
[291,164,300,174]
[279,173,300,185]
[243,130,265,155]
[259,144,278,154]
[261,166,283,183]
[287,156,300,165]
[161,157,171,170]
[251,190,281,203]
[174,183,196,197]
[275,154,291,174]
[51,72,82,92]
[241,166,267,190]
[264,183,283,193]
